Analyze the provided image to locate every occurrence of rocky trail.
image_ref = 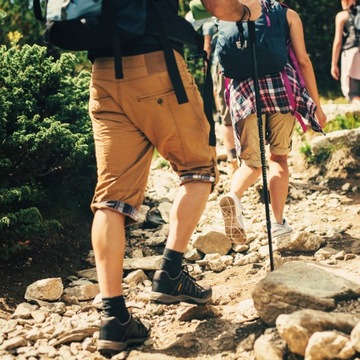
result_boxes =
[0,104,359,360]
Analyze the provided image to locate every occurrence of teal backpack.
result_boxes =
[215,0,288,79]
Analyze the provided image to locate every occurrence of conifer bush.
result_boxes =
[0,44,95,260]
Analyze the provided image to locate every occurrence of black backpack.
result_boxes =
[215,0,288,79]
[33,0,216,145]
[350,4,360,45]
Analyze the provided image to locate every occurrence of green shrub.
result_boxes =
[299,142,313,161]
[0,44,95,260]
[300,142,332,165]
[324,112,360,133]
[300,109,359,165]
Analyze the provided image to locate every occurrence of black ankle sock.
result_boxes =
[160,248,183,278]
[227,148,237,161]
[102,295,130,324]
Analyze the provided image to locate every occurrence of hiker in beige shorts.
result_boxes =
[219,4,327,245]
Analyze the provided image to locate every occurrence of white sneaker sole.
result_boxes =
[272,227,293,238]
[220,195,247,244]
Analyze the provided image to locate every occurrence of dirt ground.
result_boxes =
[0,127,359,359]
[0,226,91,317]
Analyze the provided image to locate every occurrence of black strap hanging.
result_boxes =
[150,0,188,104]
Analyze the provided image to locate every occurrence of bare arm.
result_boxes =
[203,34,212,59]
[287,9,326,128]
[331,11,348,80]
[201,0,261,21]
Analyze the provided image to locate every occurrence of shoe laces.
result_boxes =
[181,265,207,295]
[130,315,149,334]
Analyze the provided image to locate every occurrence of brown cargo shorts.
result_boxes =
[89,51,218,223]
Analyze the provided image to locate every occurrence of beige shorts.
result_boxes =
[89,51,218,223]
[236,112,296,168]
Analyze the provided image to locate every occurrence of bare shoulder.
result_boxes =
[335,10,349,24]
[285,8,301,27]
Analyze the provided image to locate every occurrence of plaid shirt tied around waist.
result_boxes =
[229,62,322,133]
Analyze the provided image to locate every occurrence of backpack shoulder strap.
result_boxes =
[150,0,188,105]
[354,5,360,31]
[151,0,216,145]
[280,68,307,131]
[33,0,45,21]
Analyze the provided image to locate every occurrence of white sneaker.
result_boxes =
[219,192,247,244]
[271,219,293,238]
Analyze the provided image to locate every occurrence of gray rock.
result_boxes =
[253,262,360,325]
[25,278,63,302]
[193,231,232,255]
[276,309,360,356]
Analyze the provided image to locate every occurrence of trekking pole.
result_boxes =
[247,21,275,271]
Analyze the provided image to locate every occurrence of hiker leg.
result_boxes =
[157,53,216,252]
[230,162,261,197]
[340,49,352,100]
[222,124,237,161]
[126,51,217,304]
[349,77,360,104]
[223,123,238,176]
[218,74,238,175]
[268,154,289,224]
[92,210,126,297]
[218,114,262,244]
[230,114,263,198]
[120,51,218,254]
[218,74,236,162]
[346,47,360,102]
[267,112,296,224]
[166,182,212,252]
[89,58,155,298]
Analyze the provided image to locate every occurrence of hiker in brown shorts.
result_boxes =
[88,0,261,356]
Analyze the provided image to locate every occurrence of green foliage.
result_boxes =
[300,110,359,165]
[324,112,360,132]
[0,0,92,73]
[0,0,44,47]
[185,49,208,89]
[312,147,332,165]
[299,141,331,165]
[299,142,312,159]
[299,144,326,165]
[0,8,5,24]
[0,44,95,260]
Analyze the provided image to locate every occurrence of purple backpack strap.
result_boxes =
[280,68,308,132]
[279,24,307,131]
[288,43,306,88]
[224,76,231,108]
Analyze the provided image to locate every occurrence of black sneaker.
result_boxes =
[98,314,150,357]
[150,266,212,305]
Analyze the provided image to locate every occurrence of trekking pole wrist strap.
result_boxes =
[239,5,251,22]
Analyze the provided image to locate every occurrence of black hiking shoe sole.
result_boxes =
[98,315,150,356]
[150,291,211,305]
